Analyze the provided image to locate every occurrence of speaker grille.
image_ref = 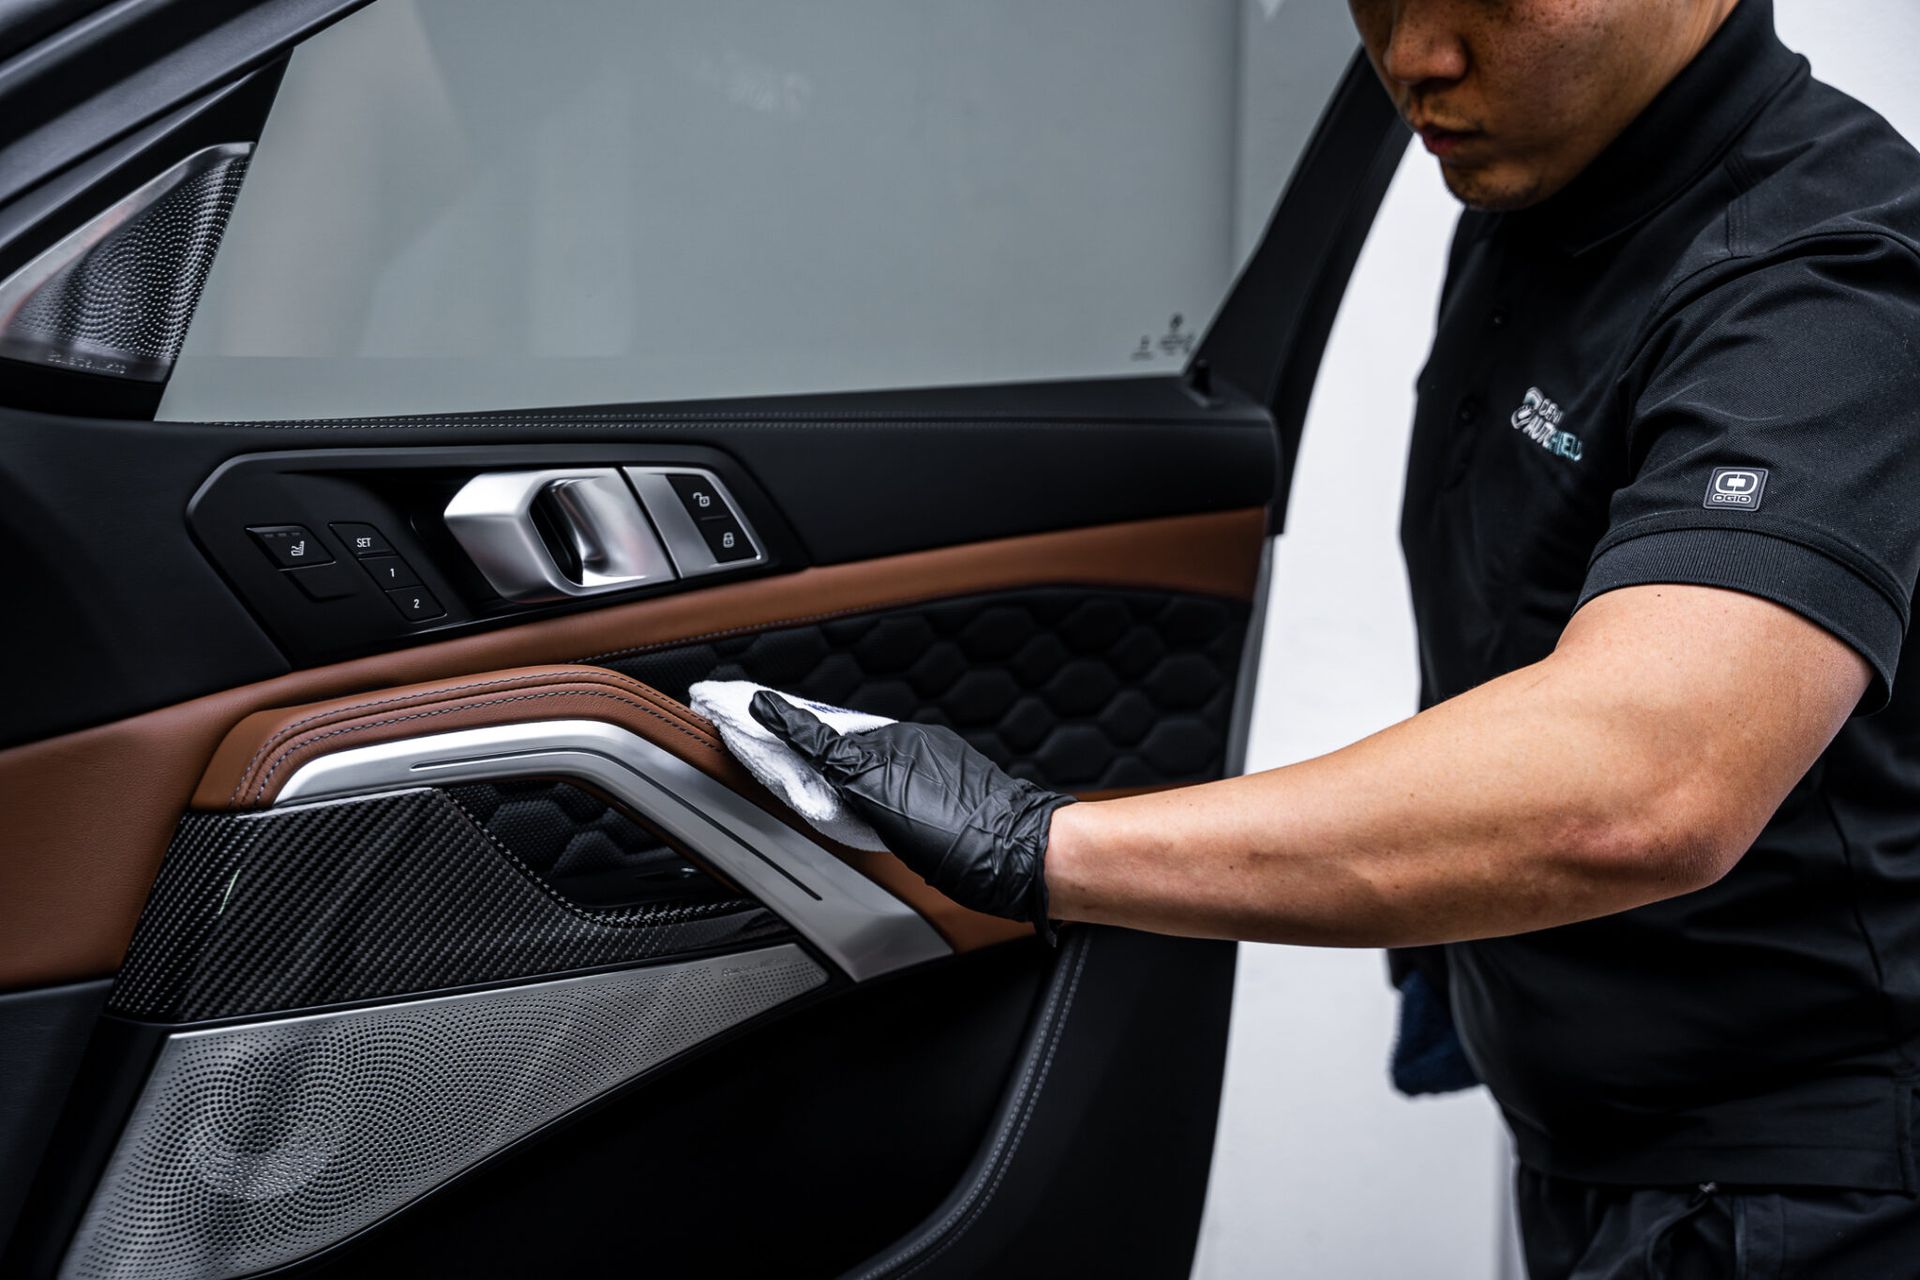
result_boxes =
[62,946,824,1280]
[0,145,251,381]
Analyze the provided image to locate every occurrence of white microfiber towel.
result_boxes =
[689,680,892,851]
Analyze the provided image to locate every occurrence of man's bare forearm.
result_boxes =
[1043,587,1866,947]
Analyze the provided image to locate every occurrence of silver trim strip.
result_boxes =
[625,467,767,577]
[166,942,819,1040]
[275,720,950,981]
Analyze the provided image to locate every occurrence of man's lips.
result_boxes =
[1415,124,1481,158]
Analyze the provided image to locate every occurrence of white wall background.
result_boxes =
[1192,4,1920,1278]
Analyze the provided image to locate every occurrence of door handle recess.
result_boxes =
[444,469,674,602]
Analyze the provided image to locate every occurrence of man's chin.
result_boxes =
[1437,161,1544,213]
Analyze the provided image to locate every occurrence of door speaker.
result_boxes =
[60,946,824,1280]
[0,144,251,382]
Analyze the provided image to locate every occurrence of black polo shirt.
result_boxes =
[1402,0,1920,1190]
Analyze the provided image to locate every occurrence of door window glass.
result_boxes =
[162,0,1357,420]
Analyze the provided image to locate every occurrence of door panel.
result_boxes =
[0,506,1263,993]
[0,395,1275,746]
[0,1,1406,1274]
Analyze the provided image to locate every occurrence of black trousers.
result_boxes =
[1517,1167,1920,1279]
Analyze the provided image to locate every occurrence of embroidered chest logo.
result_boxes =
[1509,387,1584,462]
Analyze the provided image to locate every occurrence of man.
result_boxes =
[752,0,1920,1273]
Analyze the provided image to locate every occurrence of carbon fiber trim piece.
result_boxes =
[62,946,825,1280]
[594,587,1249,790]
[110,789,787,1022]
[274,721,952,983]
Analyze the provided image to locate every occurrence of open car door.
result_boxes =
[0,3,1404,1275]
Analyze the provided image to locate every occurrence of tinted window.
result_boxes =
[162,0,1356,419]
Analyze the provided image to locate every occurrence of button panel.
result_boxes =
[248,525,334,568]
[237,515,454,631]
[197,453,770,665]
[624,467,765,579]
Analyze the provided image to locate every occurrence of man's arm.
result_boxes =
[1044,582,1867,947]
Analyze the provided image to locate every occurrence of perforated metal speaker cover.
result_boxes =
[62,946,825,1280]
[0,145,250,381]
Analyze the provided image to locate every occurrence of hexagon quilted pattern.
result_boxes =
[442,779,739,910]
[594,588,1249,791]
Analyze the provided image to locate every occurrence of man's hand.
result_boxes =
[749,691,1074,934]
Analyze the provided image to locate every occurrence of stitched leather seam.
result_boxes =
[210,413,1253,430]
[229,667,691,804]
[229,670,599,804]
[247,687,723,804]
[853,930,1092,1280]
[896,937,1089,1277]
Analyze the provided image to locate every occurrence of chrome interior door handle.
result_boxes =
[444,468,674,601]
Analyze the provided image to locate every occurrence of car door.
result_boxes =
[0,2,1404,1276]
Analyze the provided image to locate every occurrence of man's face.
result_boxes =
[1348,0,1735,211]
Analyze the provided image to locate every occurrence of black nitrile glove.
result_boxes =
[749,691,1074,937]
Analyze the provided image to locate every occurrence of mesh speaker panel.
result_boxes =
[110,789,789,1022]
[61,947,825,1280]
[594,586,1249,791]
[0,146,251,380]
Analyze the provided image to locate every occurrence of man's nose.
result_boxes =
[1381,3,1468,90]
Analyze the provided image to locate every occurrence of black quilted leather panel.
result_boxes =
[112,790,788,1022]
[441,779,733,910]
[594,588,1249,791]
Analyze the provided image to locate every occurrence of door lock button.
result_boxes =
[386,585,446,622]
[330,522,394,558]
[361,555,421,589]
[697,513,755,563]
[667,472,727,519]
[248,525,334,568]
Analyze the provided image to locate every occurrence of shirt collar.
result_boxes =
[1508,0,1805,256]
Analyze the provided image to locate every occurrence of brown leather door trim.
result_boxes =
[0,506,1264,988]
[200,666,716,810]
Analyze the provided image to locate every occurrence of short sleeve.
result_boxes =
[1579,238,1920,711]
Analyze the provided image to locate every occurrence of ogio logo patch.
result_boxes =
[1704,467,1769,510]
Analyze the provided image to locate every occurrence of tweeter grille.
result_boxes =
[61,946,825,1280]
[0,144,251,381]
